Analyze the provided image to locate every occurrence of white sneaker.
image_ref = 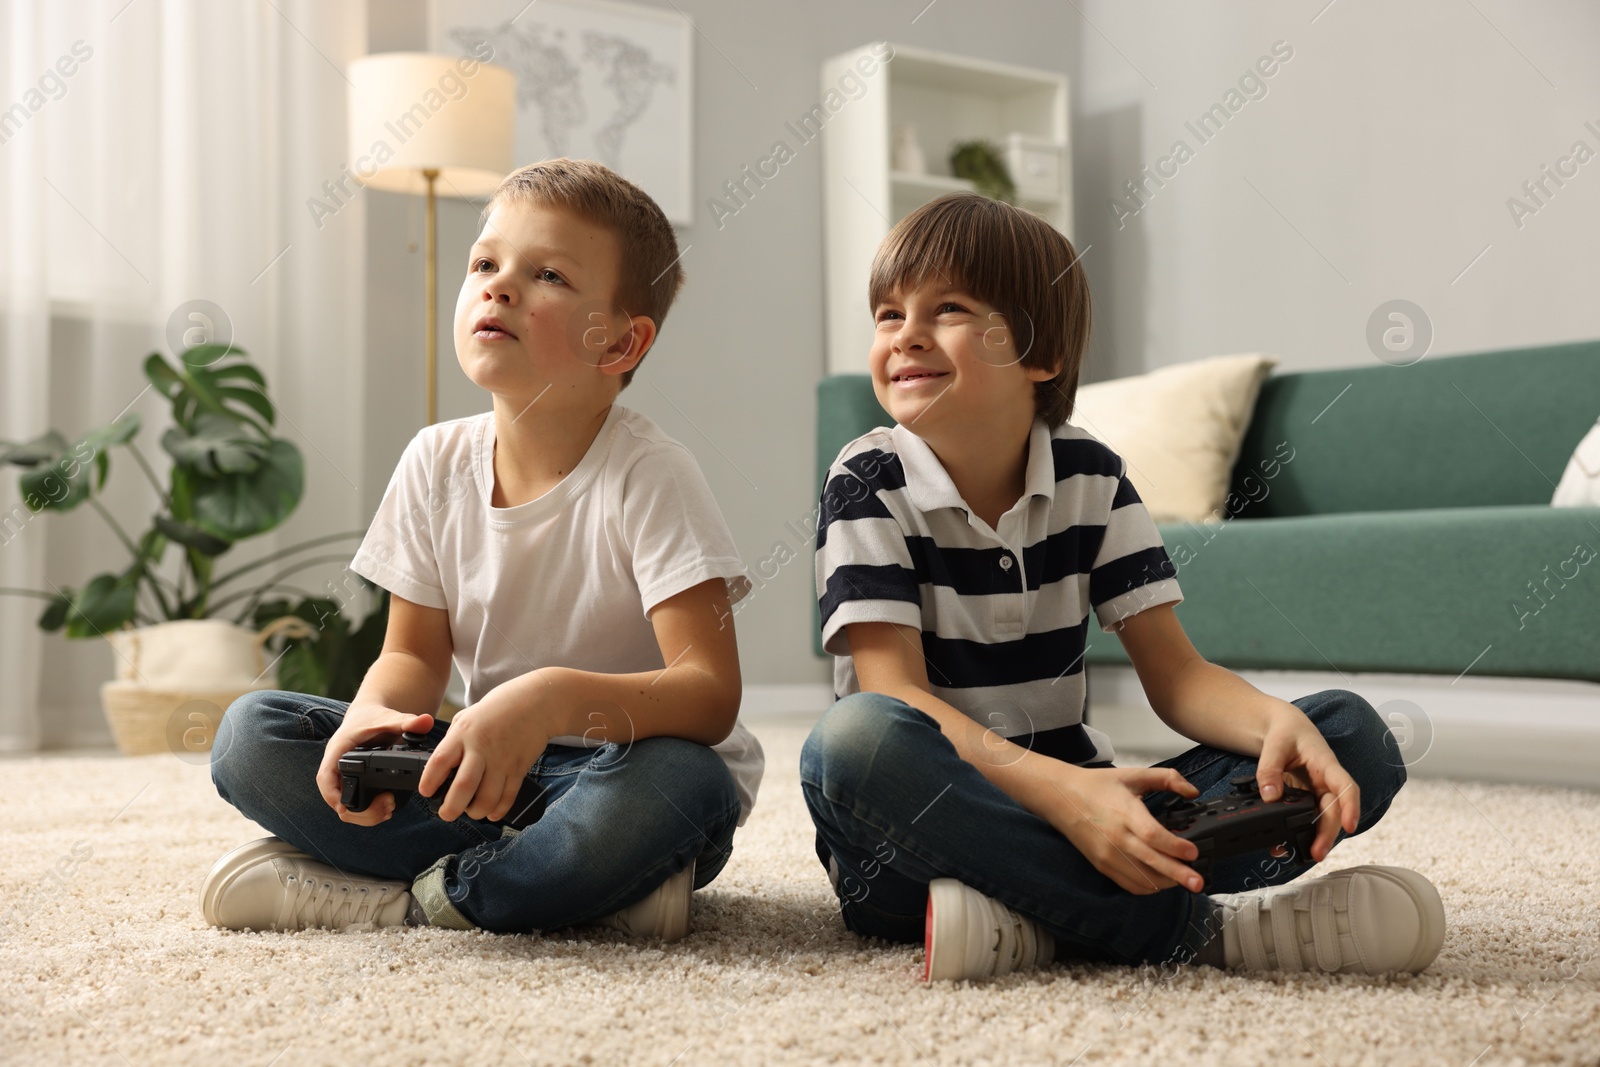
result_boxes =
[1211,864,1446,974]
[600,861,695,941]
[200,837,412,932]
[924,878,1055,982]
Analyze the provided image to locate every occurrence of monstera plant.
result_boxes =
[0,343,387,704]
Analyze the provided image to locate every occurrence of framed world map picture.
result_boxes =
[430,0,694,224]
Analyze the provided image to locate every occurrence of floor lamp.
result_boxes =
[348,53,516,426]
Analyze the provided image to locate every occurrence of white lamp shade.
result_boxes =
[348,52,516,198]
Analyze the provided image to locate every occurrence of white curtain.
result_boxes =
[1,0,368,748]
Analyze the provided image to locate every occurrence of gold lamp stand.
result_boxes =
[347,52,515,428]
[423,167,439,427]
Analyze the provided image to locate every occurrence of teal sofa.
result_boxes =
[815,339,1600,682]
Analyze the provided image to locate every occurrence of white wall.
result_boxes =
[1070,0,1600,380]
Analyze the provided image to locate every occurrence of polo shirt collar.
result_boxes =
[888,418,1057,516]
[1022,418,1058,504]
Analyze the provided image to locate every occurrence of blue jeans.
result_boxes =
[799,689,1405,965]
[211,689,741,933]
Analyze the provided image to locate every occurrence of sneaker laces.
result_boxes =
[277,866,400,930]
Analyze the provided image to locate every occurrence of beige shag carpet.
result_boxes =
[3,718,1598,1067]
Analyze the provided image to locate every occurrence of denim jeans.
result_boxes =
[799,689,1405,965]
[211,689,741,933]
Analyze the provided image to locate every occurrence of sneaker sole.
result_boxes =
[925,878,972,982]
[605,859,697,941]
[654,861,695,942]
[199,837,309,928]
[1350,864,1447,972]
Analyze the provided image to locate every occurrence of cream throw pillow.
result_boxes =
[1068,353,1278,524]
[1551,418,1600,506]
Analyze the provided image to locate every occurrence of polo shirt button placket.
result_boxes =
[997,552,1023,634]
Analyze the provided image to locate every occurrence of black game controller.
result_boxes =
[338,731,549,828]
[339,731,453,814]
[1156,775,1319,881]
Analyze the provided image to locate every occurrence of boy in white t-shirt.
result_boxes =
[202,158,761,940]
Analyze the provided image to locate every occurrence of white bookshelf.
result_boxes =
[821,42,1071,375]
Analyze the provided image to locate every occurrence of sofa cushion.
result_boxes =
[1553,417,1600,506]
[1068,353,1277,524]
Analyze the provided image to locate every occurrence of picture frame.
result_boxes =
[429,0,694,225]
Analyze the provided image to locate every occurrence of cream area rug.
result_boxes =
[3,718,1597,1067]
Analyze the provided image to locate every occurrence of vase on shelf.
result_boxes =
[892,125,926,174]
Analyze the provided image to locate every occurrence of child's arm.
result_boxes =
[846,620,1207,895]
[419,577,740,822]
[348,593,454,717]
[1113,602,1360,861]
[313,593,454,825]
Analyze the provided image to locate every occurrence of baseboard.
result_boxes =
[1087,665,1600,790]
[11,676,1593,788]
[0,730,119,754]
[740,683,833,718]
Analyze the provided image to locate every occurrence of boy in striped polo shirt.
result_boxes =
[803,193,1445,981]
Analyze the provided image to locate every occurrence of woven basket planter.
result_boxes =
[99,683,261,757]
[98,616,316,757]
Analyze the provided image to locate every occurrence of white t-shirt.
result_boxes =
[348,404,763,825]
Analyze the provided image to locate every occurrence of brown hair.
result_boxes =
[484,158,683,388]
[868,193,1091,428]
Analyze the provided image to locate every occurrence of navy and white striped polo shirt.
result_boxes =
[815,417,1183,765]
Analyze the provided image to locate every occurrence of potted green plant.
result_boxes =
[0,343,387,754]
[950,140,1017,203]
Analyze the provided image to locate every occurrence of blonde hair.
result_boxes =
[485,158,683,388]
[868,193,1091,428]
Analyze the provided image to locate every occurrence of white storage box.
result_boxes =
[1005,133,1064,201]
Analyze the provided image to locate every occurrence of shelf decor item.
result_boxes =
[0,343,387,754]
[1004,132,1065,202]
[949,139,1016,203]
[892,124,927,174]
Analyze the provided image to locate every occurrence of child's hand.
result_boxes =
[419,694,551,822]
[1256,702,1361,863]
[316,704,437,825]
[1037,764,1205,895]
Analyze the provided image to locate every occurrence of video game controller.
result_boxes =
[338,730,547,827]
[1155,775,1319,881]
[338,730,452,814]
